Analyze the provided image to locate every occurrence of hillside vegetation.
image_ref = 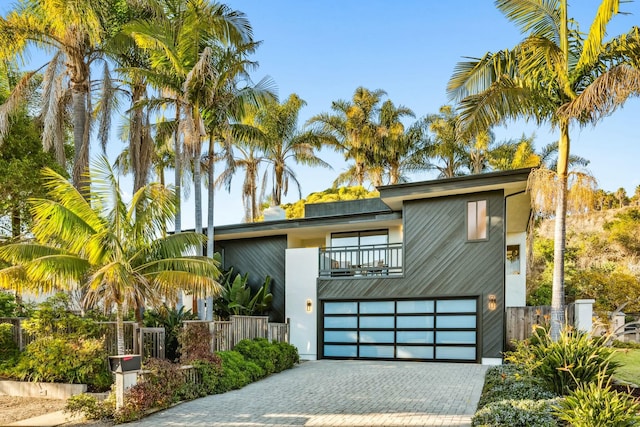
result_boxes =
[529,206,640,317]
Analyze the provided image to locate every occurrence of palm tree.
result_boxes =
[216,140,266,223]
[421,105,468,178]
[125,0,254,235]
[0,157,221,355]
[308,87,386,187]
[448,0,640,339]
[377,99,425,185]
[255,94,330,206]
[0,0,120,192]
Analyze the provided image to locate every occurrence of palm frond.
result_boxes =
[0,70,36,145]
[559,64,640,122]
[577,0,622,70]
[496,0,561,43]
[447,48,520,102]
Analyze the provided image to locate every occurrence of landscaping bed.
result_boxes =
[472,328,640,426]
[0,395,68,425]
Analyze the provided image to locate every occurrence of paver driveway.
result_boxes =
[129,360,487,427]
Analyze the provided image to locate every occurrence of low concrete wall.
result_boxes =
[0,380,86,399]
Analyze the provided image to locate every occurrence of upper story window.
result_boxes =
[331,229,388,247]
[467,200,488,241]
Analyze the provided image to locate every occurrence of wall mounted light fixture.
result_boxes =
[488,294,497,311]
[306,299,313,313]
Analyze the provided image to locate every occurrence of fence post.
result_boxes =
[574,299,595,333]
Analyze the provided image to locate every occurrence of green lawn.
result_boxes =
[613,349,640,385]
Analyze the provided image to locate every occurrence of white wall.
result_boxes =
[285,248,318,360]
[505,232,526,307]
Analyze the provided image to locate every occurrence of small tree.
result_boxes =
[0,157,222,354]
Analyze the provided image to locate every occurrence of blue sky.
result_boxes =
[212,0,640,225]
[2,1,639,227]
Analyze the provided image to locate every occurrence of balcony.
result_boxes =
[319,243,403,278]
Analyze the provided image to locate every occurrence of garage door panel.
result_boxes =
[436,346,476,360]
[437,315,476,328]
[437,299,476,313]
[397,300,434,313]
[436,331,476,345]
[324,316,357,328]
[360,331,395,343]
[360,316,394,328]
[397,345,434,359]
[397,315,434,329]
[325,302,358,314]
[360,345,395,358]
[324,330,358,343]
[322,298,478,362]
[360,301,395,313]
[325,345,357,357]
[397,331,434,344]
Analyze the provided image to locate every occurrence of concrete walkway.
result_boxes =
[129,360,487,427]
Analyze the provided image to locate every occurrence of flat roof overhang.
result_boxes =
[378,168,532,211]
[211,168,532,241]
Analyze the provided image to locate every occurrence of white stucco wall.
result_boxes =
[505,232,526,307]
[285,247,318,360]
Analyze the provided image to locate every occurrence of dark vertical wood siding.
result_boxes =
[216,235,287,322]
[318,190,505,359]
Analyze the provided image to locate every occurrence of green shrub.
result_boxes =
[504,326,618,395]
[234,338,277,376]
[12,336,111,390]
[191,360,222,395]
[472,399,559,427]
[65,393,112,420]
[216,351,262,392]
[273,341,300,372]
[611,340,640,349]
[477,365,556,409]
[0,322,19,363]
[554,379,640,427]
[22,293,100,338]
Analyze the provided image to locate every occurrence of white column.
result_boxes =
[574,299,595,333]
[285,248,318,360]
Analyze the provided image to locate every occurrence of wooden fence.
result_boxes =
[185,316,290,352]
[505,303,575,344]
[2,315,290,360]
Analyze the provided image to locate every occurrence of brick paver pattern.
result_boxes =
[129,360,488,427]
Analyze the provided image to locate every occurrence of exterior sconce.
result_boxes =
[488,294,497,311]
[306,299,313,313]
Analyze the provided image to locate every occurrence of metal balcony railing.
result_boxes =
[319,243,403,277]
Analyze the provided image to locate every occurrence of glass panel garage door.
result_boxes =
[322,298,478,362]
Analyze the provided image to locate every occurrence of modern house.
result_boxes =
[212,168,531,364]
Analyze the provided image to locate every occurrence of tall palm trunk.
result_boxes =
[130,80,153,193]
[205,135,215,321]
[550,120,570,340]
[116,303,125,356]
[71,86,90,195]
[193,142,202,317]
[207,135,215,257]
[174,105,182,234]
[274,162,284,205]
